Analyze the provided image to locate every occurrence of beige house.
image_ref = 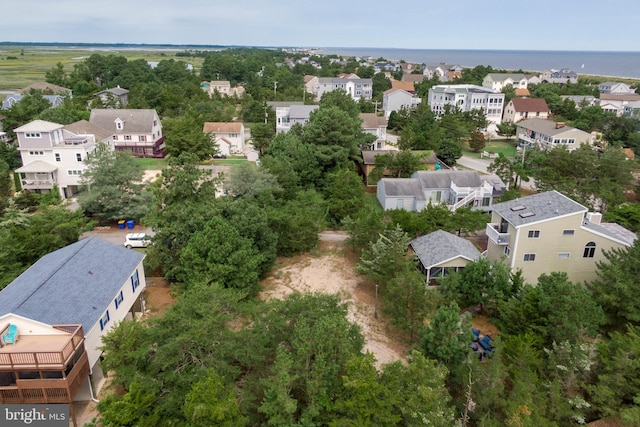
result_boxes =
[200,80,245,97]
[482,73,531,92]
[203,122,245,155]
[516,118,592,151]
[486,191,636,285]
[304,75,319,98]
[359,113,387,150]
[503,98,550,123]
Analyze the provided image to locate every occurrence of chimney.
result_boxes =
[555,122,565,129]
[586,212,602,225]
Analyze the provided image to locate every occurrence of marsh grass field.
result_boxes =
[0,44,203,91]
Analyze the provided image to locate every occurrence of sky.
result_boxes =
[2,0,640,51]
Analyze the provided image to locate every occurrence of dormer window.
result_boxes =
[115,118,124,130]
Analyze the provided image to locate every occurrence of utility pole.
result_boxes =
[273,81,278,99]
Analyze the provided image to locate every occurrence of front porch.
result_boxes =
[15,161,58,192]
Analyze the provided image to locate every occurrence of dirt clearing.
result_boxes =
[260,231,409,367]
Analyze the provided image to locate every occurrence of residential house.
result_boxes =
[19,82,71,96]
[94,86,129,107]
[428,84,505,127]
[0,237,147,402]
[516,118,592,151]
[598,93,640,116]
[391,81,415,93]
[316,76,373,101]
[2,94,65,110]
[623,100,640,121]
[485,190,636,284]
[561,95,598,110]
[422,63,463,82]
[203,122,245,155]
[304,75,319,98]
[401,74,425,84]
[275,104,319,133]
[515,88,531,97]
[400,63,420,74]
[374,62,399,73]
[502,98,550,123]
[0,314,89,423]
[360,150,446,186]
[482,73,531,92]
[89,109,165,158]
[598,81,636,94]
[411,230,481,285]
[377,170,505,212]
[359,113,387,150]
[13,119,111,199]
[200,80,245,97]
[382,88,422,118]
[540,69,578,84]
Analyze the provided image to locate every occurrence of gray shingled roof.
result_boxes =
[0,238,144,333]
[64,119,113,141]
[517,118,585,137]
[89,109,158,134]
[379,178,425,200]
[491,190,586,227]
[289,105,319,119]
[413,170,482,189]
[582,221,637,246]
[411,230,481,269]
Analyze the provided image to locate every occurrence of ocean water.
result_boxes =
[319,47,640,79]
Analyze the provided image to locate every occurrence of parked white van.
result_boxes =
[124,233,151,249]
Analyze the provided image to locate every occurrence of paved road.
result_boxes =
[457,155,491,173]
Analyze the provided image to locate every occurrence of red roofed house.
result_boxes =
[203,122,245,156]
[503,98,550,123]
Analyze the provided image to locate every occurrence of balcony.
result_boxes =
[0,324,89,404]
[21,179,55,190]
[486,223,510,245]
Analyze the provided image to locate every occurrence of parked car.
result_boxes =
[124,233,151,249]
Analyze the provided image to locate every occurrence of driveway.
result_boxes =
[81,223,153,246]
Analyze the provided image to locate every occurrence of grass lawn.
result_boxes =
[463,138,518,159]
[133,157,169,170]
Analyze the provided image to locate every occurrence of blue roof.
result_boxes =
[0,238,144,333]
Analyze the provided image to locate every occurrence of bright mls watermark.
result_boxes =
[1,405,68,426]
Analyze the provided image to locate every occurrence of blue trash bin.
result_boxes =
[118,220,126,229]
[127,220,135,229]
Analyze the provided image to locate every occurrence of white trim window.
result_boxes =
[527,230,540,238]
[76,153,82,162]
[523,253,536,262]
[25,132,41,138]
[99,310,110,331]
[54,152,61,162]
[131,270,140,292]
[28,151,44,156]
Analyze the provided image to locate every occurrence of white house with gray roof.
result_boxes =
[0,237,147,400]
[482,73,540,92]
[486,190,636,284]
[89,108,165,158]
[540,69,578,84]
[377,170,505,212]
[275,104,319,133]
[516,118,592,151]
[428,85,505,127]
[13,119,113,199]
[411,230,481,285]
[316,76,373,101]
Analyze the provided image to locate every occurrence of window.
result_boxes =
[139,135,146,142]
[54,153,61,162]
[28,151,44,156]
[114,290,124,309]
[76,153,82,162]
[99,310,110,331]
[131,270,140,292]
[113,135,118,141]
[25,132,41,138]
[504,246,511,256]
[523,253,536,262]
[124,135,132,141]
[528,230,540,238]
[583,242,596,258]
[557,252,570,259]
[67,170,82,176]
[116,121,123,130]
[563,229,575,236]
